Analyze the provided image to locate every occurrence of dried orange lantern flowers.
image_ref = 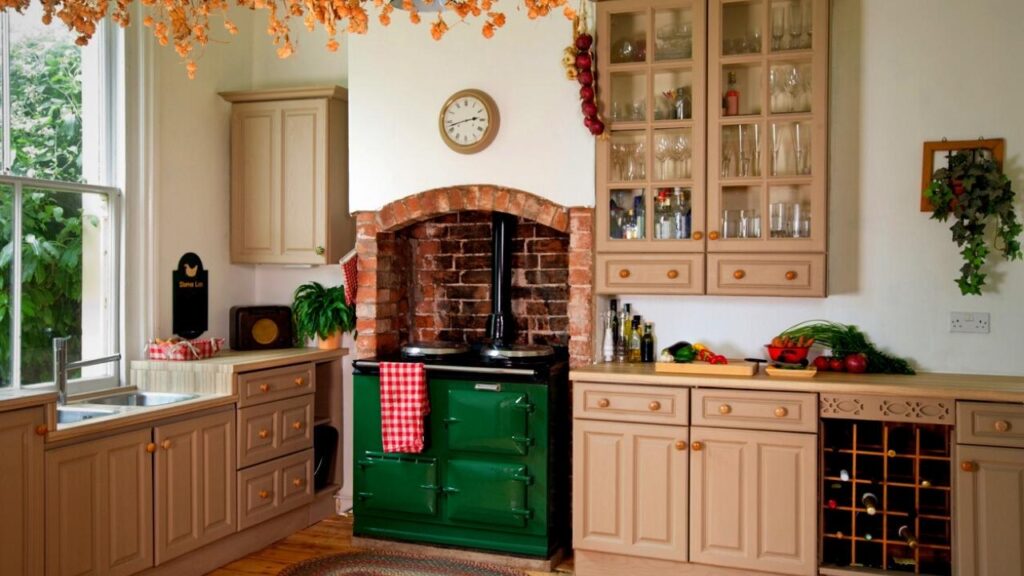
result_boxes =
[561,6,603,136]
[0,0,578,78]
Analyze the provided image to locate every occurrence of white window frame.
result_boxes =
[1,13,124,393]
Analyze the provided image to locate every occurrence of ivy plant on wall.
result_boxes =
[925,149,1023,295]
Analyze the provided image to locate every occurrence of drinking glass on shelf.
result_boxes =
[655,137,671,180]
[675,134,691,179]
[634,141,647,180]
[770,67,792,113]
[722,210,741,239]
[611,143,624,180]
[791,203,810,238]
[749,31,762,53]
[801,0,813,48]
[770,202,788,238]
[787,2,803,50]
[613,39,636,63]
[771,6,785,51]
[786,66,803,113]
[739,209,760,239]
[771,124,784,176]
[793,123,807,176]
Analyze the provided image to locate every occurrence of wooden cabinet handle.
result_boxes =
[718,404,732,415]
[145,443,157,454]
[292,421,304,431]
[774,407,789,418]
[648,401,661,412]
[161,440,172,450]
[692,231,703,241]
[709,231,720,241]
[785,271,798,281]
[35,424,48,436]
[994,420,1011,433]
[691,441,703,451]
[294,377,305,387]
[666,269,679,280]
[619,269,631,279]
[597,398,610,408]
[961,461,976,473]
[675,440,687,451]
[258,429,270,439]
[259,383,271,393]
[733,269,746,280]
[293,477,304,488]
[259,490,271,499]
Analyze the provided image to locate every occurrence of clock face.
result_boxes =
[439,89,499,154]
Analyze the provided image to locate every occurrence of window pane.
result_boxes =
[0,184,11,388]
[20,187,114,385]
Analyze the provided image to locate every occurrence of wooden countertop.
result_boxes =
[131,347,348,374]
[570,363,1024,403]
[0,386,58,413]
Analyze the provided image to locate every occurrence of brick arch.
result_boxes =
[351,185,594,367]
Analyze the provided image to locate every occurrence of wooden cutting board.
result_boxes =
[765,365,818,378]
[655,360,758,377]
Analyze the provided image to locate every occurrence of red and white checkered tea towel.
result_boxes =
[379,362,429,453]
[147,338,224,361]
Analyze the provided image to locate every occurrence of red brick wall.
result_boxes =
[353,186,594,367]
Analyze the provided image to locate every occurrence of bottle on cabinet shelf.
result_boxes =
[898,524,919,549]
[861,492,879,516]
[724,71,740,116]
[640,322,655,363]
[629,316,643,363]
[602,311,615,363]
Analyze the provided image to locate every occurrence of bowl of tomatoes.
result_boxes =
[766,336,815,364]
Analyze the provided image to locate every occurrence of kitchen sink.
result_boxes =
[85,391,199,407]
[57,406,118,424]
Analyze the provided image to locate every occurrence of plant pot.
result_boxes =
[318,331,342,350]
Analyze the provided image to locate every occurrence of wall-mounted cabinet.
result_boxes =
[221,86,353,265]
[595,0,828,297]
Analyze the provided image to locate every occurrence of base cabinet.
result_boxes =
[956,444,1024,575]
[0,407,45,576]
[689,426,816,576]
[44,428,153,576]
[155,409,237,564]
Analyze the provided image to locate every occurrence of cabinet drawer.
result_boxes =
[692,388,817,433]
[237,449,313,530]
[707,253,825,297]
[574,382,688,426]
[238,395,314,468]
[957,402,1024,448]
[238,363,315,407]
[596,254,704,295]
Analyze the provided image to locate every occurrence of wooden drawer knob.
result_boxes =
[259,490,271,499]
[785,271,797,281]
[648,401,662,412]
[995,420,1011,433]
[961,461,976,473]
[293,477,304,488]
[666,269,679,280]
[675,440,687,451]
[294,377,305,387]
[691,441,703,451]
[709,231,720,240]
[258,429,270,439]
[259,383,271,393]
[35,424,48,436]
[619,269,631,279]
[718,404,732,415]
[733,269,746,280]
[692,231,703,240]
[597,398,610,408]
[161,440,172,450]
[774,407,789,418]
[292,421,304,431]
[145,443,157,454]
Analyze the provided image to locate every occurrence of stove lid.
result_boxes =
[480,344,555,359]
[402,341,470,357]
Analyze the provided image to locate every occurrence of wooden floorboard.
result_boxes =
[206,516,571,576]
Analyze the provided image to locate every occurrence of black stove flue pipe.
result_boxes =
[486,212,517,346]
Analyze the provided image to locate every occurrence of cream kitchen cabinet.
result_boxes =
[44,428,153,576]
[221,86,353,265]
[154,409,237,564]
[0,407,45,576]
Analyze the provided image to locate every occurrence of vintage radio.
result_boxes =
[229,306,293,350]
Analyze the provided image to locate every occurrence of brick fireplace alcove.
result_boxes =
[353,186,594,367]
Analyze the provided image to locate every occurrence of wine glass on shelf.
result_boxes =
[802,0,813,48]
[787,2,803,50]
[771,6,785,51]
[786,66,803,113]
[675,134,691,179]
[771,124,783,176]
[655,136,670,180]
[634,141,646,180]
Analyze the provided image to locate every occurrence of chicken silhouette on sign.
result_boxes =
[173,253,208,339]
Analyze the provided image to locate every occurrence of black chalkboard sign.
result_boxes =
[173,253,208,339]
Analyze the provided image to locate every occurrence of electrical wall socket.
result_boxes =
[950,312,991,334]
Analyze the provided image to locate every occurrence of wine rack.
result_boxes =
[820,419,953,575]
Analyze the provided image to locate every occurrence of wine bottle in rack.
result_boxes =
[861,492,879,516]
[898,524,919,549]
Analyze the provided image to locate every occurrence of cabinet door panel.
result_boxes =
[280,102,327,260]
[231,105,280,261]
[0,407,44,576]
[690,426,816,575]
[106,439,153,576]
[956,444,1024,576]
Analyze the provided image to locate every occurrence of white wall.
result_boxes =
[347,9,596,211]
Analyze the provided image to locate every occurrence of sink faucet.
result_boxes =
[53,337,122,404]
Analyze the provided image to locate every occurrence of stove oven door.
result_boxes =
[445,382,535,456]
[444,459,533,528]
[355,453,439,517]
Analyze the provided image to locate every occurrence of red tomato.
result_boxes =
[845,353,868,374]
[813,356,831,371]
[829,357,845,372]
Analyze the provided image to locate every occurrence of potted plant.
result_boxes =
[925,149,1023,295]
[292,281,355,349]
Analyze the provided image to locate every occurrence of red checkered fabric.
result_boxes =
[342,253,358,306]
[379,362,429,453]
[147,338,224,361]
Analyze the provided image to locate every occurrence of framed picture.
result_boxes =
[921,138,1005,211]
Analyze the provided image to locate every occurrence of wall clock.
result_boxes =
[439,89,500,154]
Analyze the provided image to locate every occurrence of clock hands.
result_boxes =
[446,116,482,128]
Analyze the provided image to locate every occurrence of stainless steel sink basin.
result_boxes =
[57,406,118,424]
[85,391,199,407]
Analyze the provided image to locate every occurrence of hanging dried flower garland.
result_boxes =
[0,0,576,78]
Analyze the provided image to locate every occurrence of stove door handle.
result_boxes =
[357,459,376,468]
[510,508,534,520]
[443,417,460,426]
[511,473,533,485]
[512,402,535,413]
[441,486,461,495]
[419,484,441,493]
[511,435,535,447]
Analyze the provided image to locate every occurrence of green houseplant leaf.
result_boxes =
[291,281,356,343]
